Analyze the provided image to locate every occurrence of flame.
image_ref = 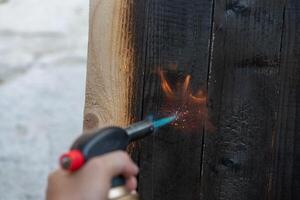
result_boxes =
[158,70,213,132]
[159,71,174,98]
[182,75,190,96]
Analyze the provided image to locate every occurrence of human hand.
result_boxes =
[46,151,139,200]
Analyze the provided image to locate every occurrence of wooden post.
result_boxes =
[84,0,142,131]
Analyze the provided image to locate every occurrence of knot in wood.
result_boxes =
[84,113,99,130]
[221,158,241,171]
[226,0,250,17]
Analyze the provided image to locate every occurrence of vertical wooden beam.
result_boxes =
[84,0,143,131]
[201,0,287,199]
[133,0,214,199]
[271,0,300,199]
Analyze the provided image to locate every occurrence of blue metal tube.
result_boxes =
[126,115,176,140]
[153,115,176,129]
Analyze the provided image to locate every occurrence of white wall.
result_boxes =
[0,0,89,199]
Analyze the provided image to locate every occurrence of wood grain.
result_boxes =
[270,0,300,199]
[201,0,287,199]
[132,0,214,199]
[84,0,143,131]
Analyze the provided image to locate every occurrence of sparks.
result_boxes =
[158,70,213,132]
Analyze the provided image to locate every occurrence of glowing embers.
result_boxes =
[158,70,213,131]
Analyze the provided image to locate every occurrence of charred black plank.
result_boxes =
[270,0,300,199]
[201,0,287,200]
[132,0,214,199]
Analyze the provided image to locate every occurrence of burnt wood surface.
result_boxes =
[132,0,213,199]
[270,0,300,199]
[201,0,286,200]
[85,0,300,199]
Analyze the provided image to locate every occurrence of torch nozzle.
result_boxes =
[126,115,176,141]
[153,115,176,128]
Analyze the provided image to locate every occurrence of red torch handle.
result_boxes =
[60,150,85,172]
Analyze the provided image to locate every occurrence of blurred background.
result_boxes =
[0,0,88,199]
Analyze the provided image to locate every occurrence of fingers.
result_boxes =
[46,152,139,200]
[85,151,139,190]
[125,176,137,191]
[99,151,139,178]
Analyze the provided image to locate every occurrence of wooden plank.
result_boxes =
[270,0,300,199]
[84,0,143,131]
[201,0,287,199]
[132,0,214,199]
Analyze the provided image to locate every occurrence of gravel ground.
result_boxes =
[0,0,89,199]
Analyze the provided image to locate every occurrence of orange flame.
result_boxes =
[158,70,213,132]
[159,71,174,98]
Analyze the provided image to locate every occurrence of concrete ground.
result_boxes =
[0,0,89,199]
